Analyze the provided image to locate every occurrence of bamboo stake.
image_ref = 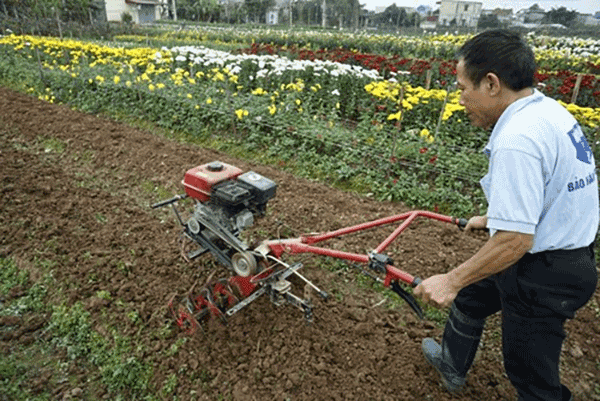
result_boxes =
[592,136,596,161]
[570,73,583,104]
[35,46,47,86]
[225,84,237,138]
[54,7,62,39]
[425,69,432,90]
[390,85,405,161]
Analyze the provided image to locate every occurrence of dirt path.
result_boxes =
[1,86,598,400]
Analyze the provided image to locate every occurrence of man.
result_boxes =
[413,29,598,401]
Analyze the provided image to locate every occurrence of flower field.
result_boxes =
[1,29,599,216]
[1,28,600,401]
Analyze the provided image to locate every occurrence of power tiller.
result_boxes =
[152,161,469,333]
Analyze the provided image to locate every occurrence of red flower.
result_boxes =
[420,147,428,154]
[559,85,571,95]
[429,155,438,164]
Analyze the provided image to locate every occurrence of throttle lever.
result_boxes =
[390,281,424,319]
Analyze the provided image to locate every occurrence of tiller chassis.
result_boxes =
[153,161,468,333]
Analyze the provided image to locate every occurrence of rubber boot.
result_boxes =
[422,303,485,393]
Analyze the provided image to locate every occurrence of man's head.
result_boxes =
[456,29,536,129]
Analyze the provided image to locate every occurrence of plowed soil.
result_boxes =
[1,86,599,400]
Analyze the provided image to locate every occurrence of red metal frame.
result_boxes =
[264,210,463,287]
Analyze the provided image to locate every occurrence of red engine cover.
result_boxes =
[182,161,243,202]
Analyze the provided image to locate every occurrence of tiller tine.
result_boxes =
[168,278,241,332]
[168,294,203,335]
[190,281,237,325]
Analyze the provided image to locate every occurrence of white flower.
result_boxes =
[331,89,340,96]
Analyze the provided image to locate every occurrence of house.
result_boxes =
[438,0,482,27]
[576,13,600,26]
[515,6,545,24]
[490,8,513,24]
[266,8,279,25]
[266,0,289,25]
[480,7,514,25]
[420,15,438,29]
[104,0,162,23]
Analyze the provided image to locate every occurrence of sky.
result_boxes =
[361,0,599,15]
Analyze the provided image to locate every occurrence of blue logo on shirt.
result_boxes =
[566,124,593,164]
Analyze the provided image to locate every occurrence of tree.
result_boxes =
[372,4,417,29]
[244,0,274,23]
[330,0,360,29]
[177,0,220,22]
[0,0,93,23]
[543,6,578,27]
[382,4,406,28]
[407,11,420,28]
[478,13,501,28]
[295,0,322,26]
[529,3,543,11]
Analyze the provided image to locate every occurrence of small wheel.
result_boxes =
[231,251,257,277]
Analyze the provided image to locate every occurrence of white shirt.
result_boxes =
[480,89,599,253]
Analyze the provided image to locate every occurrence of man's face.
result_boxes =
[456,59,498,130]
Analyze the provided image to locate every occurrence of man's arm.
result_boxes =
[414,230,533,308]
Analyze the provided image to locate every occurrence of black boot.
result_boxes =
[422,303,485,393]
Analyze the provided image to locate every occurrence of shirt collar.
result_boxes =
[483,88,543,157]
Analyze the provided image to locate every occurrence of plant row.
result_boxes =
[115,27,600,73]
[1,33,598,218]
[240,42,600,109]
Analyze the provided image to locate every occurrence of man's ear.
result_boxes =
[484,72,501,96]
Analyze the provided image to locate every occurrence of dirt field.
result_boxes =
[1,86,599,400]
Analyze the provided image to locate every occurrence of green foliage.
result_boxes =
[121,12,133,24]
[543,7,579,28]
[49,302,153,396]
[0,257,49,315]
[0,257,29,296]
[0,340,57,400]
[50,303,100,360]
[161,373,179,398]
[478,14,502,29]
[40,136,66,153]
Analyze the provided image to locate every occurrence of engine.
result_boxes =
[182,161,276,241]
[154,161,325,330]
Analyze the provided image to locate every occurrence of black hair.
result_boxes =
[456,29,536,90]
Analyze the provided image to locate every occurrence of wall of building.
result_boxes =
[438,0,482,27]
[105,0,161,23]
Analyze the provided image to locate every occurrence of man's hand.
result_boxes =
[413,273,460,309]
[464,215,487,233]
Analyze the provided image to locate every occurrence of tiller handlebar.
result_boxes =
[260,211,468,318]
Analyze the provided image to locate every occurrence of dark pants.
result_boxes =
[450,244,597,401]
